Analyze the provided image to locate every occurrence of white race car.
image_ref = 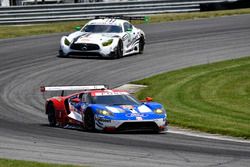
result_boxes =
[59,16,145,59]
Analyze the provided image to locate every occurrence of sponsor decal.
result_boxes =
[95,117,111,123]
[126,32,139,47]
[126,113,148,117]
[93,92,128,96]
[122,34,128,41]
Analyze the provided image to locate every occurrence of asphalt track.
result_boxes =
[0,14,250,167]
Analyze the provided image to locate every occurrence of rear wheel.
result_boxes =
[139,35,145,54]
[84,109,96,131]
[47,102,57,127]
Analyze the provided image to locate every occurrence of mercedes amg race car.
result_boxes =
[59,16,145,59]
[41,85,168,133]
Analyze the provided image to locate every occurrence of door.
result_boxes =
[122,22,137,51]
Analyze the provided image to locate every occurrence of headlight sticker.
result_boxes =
[154,108,165,114]
[102,39,113,46]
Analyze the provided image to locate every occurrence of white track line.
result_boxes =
[168,127,250,144]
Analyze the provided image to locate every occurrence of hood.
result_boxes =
[93,103,162,118]
[68,32,119,44]
[110,104,152,116]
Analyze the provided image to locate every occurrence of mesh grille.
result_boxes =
[70,43,100,51]
[117,122,159,132]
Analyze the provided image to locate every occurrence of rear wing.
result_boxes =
[95,15,149,23]
[40,85,107,96]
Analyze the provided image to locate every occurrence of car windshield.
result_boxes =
[82,24,122,33]
[91,94,141,106]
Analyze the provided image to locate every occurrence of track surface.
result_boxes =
[0,15,250,167]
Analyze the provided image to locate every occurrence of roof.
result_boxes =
[88,89,129,96]
[87,18,128,26]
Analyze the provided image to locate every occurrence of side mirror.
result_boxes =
[140,97,153,102]
[146,97,153,102]
[74,26,81,31]
[71,98,80,103]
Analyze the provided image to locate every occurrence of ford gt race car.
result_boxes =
[59,16,145,59]
[41,85,168,133]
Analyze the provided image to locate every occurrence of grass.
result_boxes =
[1,8,250,39]
[0,158,83,167]
[132,56,250,139]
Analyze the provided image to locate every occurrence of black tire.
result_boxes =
[139,35,145,54]
[84,109,96,131]
[58,49,68,58]
[47,102,57,127]
[111,40,123,59]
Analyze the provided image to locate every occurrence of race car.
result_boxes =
[41,85,168,133]
[59,16,145,59]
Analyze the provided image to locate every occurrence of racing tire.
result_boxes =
[47,102,57,127]
[58,49,69,58]
[84,109,96,132]
[111,40,123,59]
[139,35,145,54]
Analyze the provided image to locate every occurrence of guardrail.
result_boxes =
[0,0,225,25]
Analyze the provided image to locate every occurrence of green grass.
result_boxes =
[0,158,83,167]
[132,56,250,139]
[0,21,88,39]
[1,8,250,39]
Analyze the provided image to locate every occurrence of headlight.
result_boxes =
[97,109,113,116]
[154,108,165,114]
[64,38,71,46]
[102,39,113,46]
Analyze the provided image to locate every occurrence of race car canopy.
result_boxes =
[40,85,107,92]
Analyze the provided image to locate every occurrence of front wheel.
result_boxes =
[58,49,69,58]
[84,109,96,132]
[111,40,123,59]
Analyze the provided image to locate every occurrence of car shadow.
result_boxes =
[40,124,164,135]
[56,53,139,60]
